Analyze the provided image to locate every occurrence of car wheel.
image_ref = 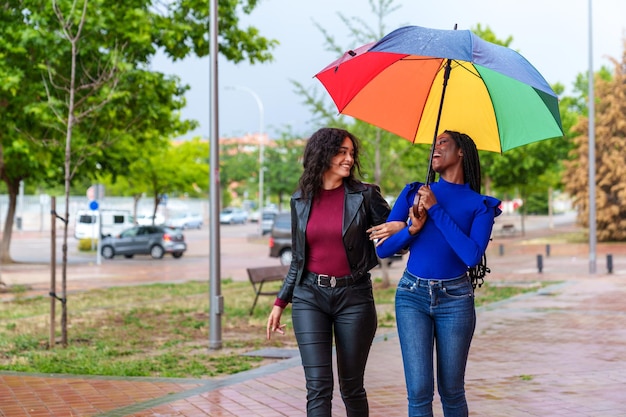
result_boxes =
[279,248,293,266]
[124,254,134,259]
[172,252,183,259]
[150,245,165,259]
[101,246,115,259]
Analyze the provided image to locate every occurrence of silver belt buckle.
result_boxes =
[317,274,329,287]
[317,274,337,288]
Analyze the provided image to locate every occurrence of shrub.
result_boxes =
[77,238,97,252]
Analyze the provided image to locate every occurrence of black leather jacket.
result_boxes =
[276,180,391,303]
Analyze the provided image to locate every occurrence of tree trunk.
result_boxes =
[0,179,21,264]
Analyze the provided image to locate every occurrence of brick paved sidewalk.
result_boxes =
[2,270,626,416]
[2,221,626,416]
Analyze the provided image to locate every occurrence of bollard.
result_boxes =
[499,244,504,256]
[537,254,543,273]
[545,244,550,257]
[607,254,613,274]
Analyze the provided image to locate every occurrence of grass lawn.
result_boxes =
[0,277,552,379]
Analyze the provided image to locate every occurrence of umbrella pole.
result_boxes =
[414,58,453,217]
[425,58,453,185]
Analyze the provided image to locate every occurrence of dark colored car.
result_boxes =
[100,225,187,259]
[268,212,293,265]
[269,212,404,266]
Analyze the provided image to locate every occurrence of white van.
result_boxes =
[74,209,133,239]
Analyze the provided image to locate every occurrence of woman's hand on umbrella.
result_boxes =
[368,221,406,245]
[417,185,437,210]
[408,199,428,235]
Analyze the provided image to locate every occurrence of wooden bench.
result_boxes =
[500,223,516,236]
[246,265,289,315]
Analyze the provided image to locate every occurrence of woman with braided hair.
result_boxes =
[372,130,501,417]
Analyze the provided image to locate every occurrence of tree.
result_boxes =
[263,132,306,210]
[219,140,260,208]
[0,0,276,270]
[564,40,626,241]
[471,27,573,235]
[126,141,205,219]
[0,0,277,343]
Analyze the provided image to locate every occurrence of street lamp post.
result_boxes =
[588,0,597,274]
[227,86,264,234]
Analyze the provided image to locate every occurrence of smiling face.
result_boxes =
[431,132,463,175]
[323,136,354,188]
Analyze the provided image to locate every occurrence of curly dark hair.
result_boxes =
[298,127,363,199]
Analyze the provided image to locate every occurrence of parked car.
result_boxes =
[135,213,165,226]
[261,210,278,235]
[219,207,248,224]
[165,212,203,229]
[74,209,133,239]
[269,212,405,266]
[100,225,187,259]
[268,212,293,265]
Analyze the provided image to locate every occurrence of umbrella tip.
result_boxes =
[348,50,356,57]
[453,23,458,30]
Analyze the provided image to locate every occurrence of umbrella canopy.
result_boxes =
[315,25,564,153]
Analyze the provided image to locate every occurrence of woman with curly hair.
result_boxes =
[267,127,403,417]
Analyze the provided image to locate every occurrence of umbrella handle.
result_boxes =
[412,194,421,218]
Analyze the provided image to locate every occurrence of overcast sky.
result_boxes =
[151,0,626,140]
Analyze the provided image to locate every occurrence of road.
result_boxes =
[1,212,579,293]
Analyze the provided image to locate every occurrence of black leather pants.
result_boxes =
[292,273,378,417]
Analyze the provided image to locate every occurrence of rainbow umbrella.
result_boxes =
[315,25,563,167]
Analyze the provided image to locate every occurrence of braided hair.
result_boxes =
[440,130,491,289]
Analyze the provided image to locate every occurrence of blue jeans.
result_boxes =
[395,270,476,417]
[292,273,377,417]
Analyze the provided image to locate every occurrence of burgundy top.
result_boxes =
[306,186,350,276]
[274,186,349,308]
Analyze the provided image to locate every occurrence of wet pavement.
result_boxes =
[1,216,625,416]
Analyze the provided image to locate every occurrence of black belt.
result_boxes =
[305,271,358,288]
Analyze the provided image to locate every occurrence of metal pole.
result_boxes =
[50,197,56,348]
[208,0,223,350]
[226,85,264,234]
[588,0,597,274]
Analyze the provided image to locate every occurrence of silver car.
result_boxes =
[100,225,187,259]
[219,207,248,224]
[164,212,203,229]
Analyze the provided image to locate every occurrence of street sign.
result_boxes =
[89,200,99,211]
[87,184,105,201]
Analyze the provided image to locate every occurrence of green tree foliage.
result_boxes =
[125,140,205,219]
[219,139,259,208]
[471,26,573,234]
[0,0,276,265]
[263,131,306,210]
[564,40,626,241]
